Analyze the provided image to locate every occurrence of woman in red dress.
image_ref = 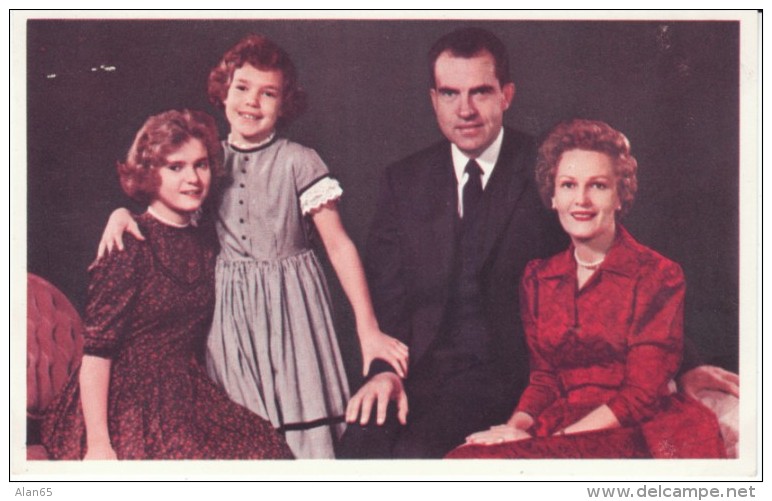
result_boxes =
[446,119,725,459]
[41,110,293,460]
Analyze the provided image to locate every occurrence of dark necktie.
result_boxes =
[463,159,483,220]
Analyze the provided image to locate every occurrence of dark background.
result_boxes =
[26,19,739,383]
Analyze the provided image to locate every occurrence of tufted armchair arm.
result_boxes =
[26,273,84,458]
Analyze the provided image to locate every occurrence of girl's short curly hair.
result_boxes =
[117,109,224,204]
[535,119,638,218]
[207,34,307,127]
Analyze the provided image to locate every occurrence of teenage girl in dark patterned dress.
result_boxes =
[42,110,293,460]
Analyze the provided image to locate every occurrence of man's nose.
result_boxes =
[457,93,477,118]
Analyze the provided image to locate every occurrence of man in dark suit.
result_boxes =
[338,27,565,458]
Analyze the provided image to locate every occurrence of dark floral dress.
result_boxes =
[41,213,293,460]
[447,227,726,459]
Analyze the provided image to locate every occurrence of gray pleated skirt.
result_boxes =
[205,250,350,458]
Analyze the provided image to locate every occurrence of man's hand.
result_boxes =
[679,365,739,399]
[345,372,408,426]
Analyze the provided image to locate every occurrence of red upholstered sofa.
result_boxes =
[26,273,84,460]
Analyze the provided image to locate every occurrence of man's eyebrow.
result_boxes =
[436,86,459,94]
[470,85,495,94]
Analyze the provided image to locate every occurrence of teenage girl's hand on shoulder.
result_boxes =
[359,327,409,378]
[95,208,144,261]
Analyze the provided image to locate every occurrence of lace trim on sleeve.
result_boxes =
[299,176,343,215]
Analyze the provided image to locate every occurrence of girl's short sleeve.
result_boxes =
[83,238,142,358]
[292,145,343,215]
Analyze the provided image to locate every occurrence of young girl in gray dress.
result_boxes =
[99,35,408,459]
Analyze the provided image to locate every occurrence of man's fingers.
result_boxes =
[346,392,363,423]
[376,390,390,425]
[396,388,409,425]
[359,392,375,426]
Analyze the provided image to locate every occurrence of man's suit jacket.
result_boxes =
[365,127,566,394]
